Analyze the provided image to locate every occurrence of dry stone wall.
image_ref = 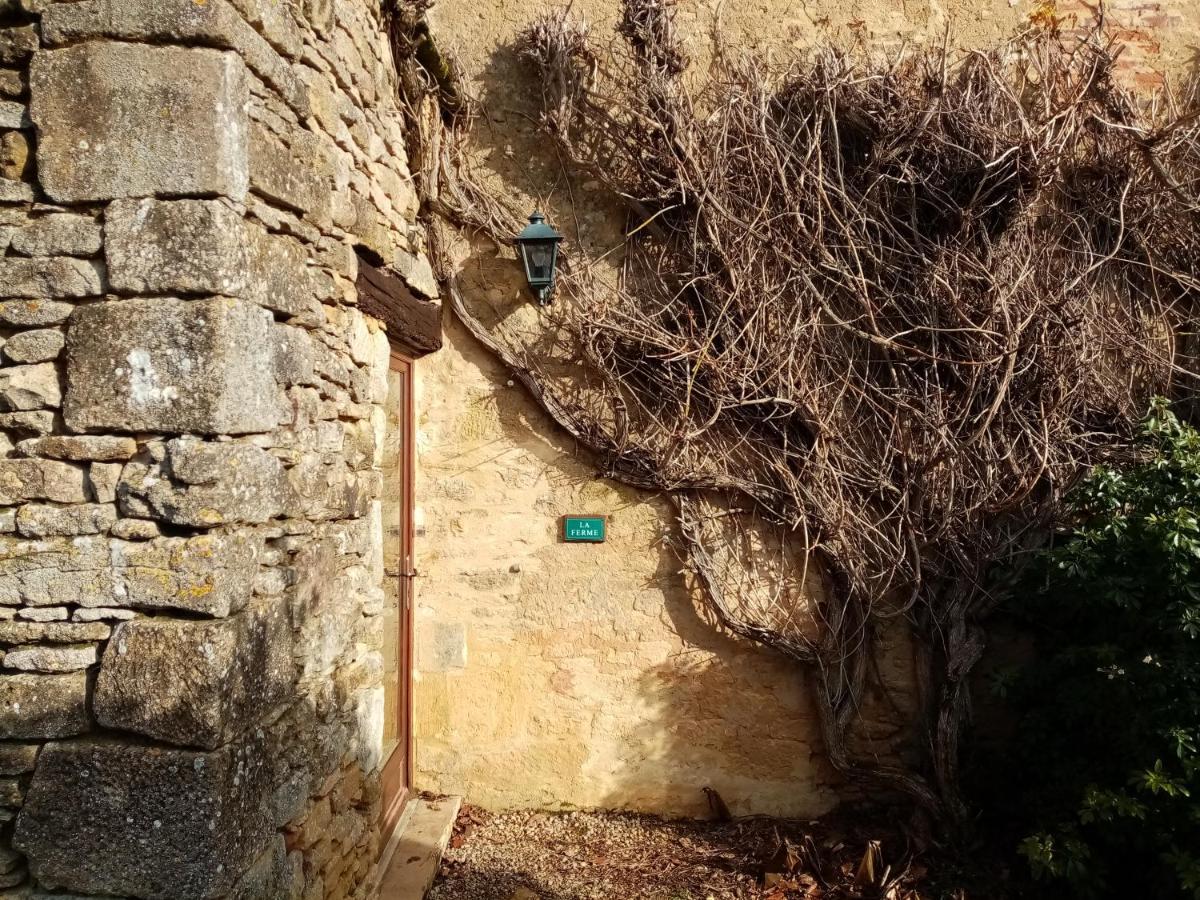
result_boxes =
[0,0,430,897]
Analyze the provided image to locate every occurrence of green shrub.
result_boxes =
[982,399,1200,898]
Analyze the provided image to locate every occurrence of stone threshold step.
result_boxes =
[377,796,461,900]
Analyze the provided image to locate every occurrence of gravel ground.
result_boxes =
[428,805,938,900]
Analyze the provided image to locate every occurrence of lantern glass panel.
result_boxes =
[521,241,558,286]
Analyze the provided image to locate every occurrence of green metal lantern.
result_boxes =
[515,212,564,306]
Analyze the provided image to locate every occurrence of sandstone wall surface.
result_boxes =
[412,0,1200,818]
[0,1,433,898]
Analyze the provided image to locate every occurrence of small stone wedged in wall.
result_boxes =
[0,411,53,437]
[0,622,109,643]
[0,362,60,412]
[120,438,293,528]
[0,69,24,100]
[0,459,85,505]
[0,130,31,182]
[86,461,121,505]
[0,672,88,739]
[0,743,37,776]
[0,26,36,67]
[30,42,251,202]
[0,258,103,300]
[3,329,64,365]
[226,0,305,62]
[14,736,276,898]
[9,214,102,259]
[94,596,293,750]
[15,435,136,462]
[0,300,71,327]
[2,643,98,673]
[14,503,116,538]
[63,297,279,436]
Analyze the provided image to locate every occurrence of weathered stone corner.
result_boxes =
[30,42,250,202]
[94,597,294,750]
[63,297,279,435]
[14,738,276,899]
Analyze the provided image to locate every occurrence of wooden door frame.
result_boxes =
[380,349,416,844]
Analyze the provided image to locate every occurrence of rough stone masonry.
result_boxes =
[0,0,435,897]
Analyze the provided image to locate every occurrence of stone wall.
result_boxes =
[411,0,1200,818]
[0,1,430,898]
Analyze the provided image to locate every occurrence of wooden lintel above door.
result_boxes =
[356,257,443,358]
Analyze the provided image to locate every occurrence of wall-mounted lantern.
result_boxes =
[515,211,564,306]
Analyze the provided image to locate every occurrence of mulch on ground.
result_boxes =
[429,805,949,900]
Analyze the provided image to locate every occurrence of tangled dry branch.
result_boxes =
[430,0,1200,830]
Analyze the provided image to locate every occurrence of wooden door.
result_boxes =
[380,352,415,841]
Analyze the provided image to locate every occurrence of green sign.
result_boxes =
[562,515,607,543]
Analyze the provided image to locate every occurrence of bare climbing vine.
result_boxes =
[403,0,1200,831]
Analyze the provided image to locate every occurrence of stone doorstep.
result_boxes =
[377,796,461,900]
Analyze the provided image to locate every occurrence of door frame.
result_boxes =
[380,349,416,843]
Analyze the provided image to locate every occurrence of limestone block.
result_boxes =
[0,776,22,807]
[229,834,298,900]
[109,533,260,616]
[0,672,88,738]
[0,180,32,204]
[0,258,104,299]
[105,198,250,296]
[0,622,109,643]
[15,503,117,537]
[273,323,318,387]
[0,460,86,504]
[72,607,136,622]
[0,742,37,775]
[226,0,304,60]
[0,411,53,436]
[63,297,278,436]
[15,606,66,621]
[0,363,61,411]
[0,129,29,180]
[16,435,135,462]
[0,69,24,99]
[120,439,292,528]
[0,533,259,617]
[248,120,327,218]
[95,596,293,749]
[108,518,158,541]
[0,100,23,130]
[0,27,36,65]
[2,643,98,673]
[0,300,72,327]
[3,329,64,364]
[105,199,323,323]
[249,229,324,322]
[30,43,250,202]
[87,462,122,504]
[14,737,276,898]
[302,0,335,36]
[395,248,440,299]
[286,456,375,522]
[41,0,309,119]
[11,215,102,258]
